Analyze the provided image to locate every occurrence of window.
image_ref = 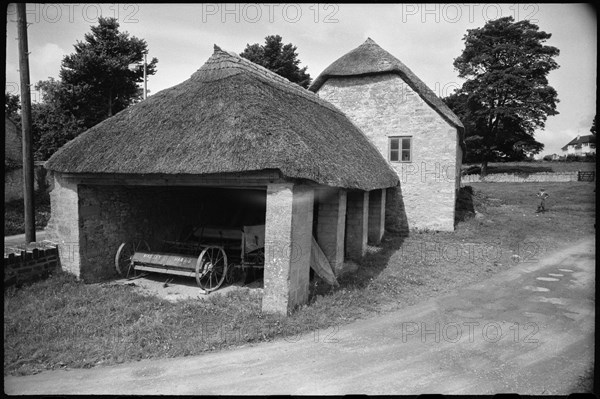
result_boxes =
[389,136,412,162]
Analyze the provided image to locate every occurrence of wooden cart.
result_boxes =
[115,225,265,293]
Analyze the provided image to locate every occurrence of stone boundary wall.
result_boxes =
[461,172,579,183]
[4,163,53,203]
[4,241,60,286]
[4,168,25,202]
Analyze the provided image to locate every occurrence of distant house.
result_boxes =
[310,38,465,231]
[561,134,596,155]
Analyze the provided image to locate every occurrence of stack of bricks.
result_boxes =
[4,241,60,286]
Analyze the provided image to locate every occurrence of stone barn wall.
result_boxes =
[46,176,81,276]
[317,74,461,231]
[47,182,161,280]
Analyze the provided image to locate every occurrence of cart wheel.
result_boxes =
[115,240,150,278]
[196,246,228,292]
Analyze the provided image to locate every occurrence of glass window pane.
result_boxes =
[401,138,411,150]
[401,150,410,162]
[390,149,399,162]
[390,138,399,150]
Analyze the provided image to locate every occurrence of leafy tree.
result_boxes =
[5,92,21,123]
[445,17,559,175]
[240,35,311,88]
[591,115,596,136]
[59,17,158,128]
[30,78,86,160]
[27,17,157,160]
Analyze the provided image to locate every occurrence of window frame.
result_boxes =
[388,136,412,163]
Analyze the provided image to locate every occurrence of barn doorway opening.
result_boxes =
[79,185,266,289]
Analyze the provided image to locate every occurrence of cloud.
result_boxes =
[30,42,66,81]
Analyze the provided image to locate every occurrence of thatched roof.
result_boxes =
[46,46,398,191]
[309,38,464,130]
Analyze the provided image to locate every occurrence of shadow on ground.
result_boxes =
[455,185,475,225]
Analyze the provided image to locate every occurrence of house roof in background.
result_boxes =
[561,134,596,150]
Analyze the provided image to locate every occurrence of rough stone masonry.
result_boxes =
[317,74,462,231]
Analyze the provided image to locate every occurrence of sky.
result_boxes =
[4,3,597,157]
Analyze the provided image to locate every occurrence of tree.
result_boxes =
[30,78,85,160]
[28,17,157,160]
[446,17,559,175]
[240,35,311,88]
[5,92,21,123]
[591,115,596,136]
[59,17,158,128]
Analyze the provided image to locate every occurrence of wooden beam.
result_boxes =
[60,170,286,187]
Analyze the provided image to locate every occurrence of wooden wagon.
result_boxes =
[115,225,265,293]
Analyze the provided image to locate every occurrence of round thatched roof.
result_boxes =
[46,46,398,191]
[309,38,464,130]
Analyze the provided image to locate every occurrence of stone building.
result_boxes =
[310,38,465,231]
[44,46,399,315]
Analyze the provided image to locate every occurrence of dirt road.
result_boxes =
[4,238,594,395]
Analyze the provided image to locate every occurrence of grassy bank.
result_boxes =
[4,181,596,376]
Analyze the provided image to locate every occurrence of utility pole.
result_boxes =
[17,3,36,243]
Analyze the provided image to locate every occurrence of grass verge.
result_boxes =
[4,181,596,376]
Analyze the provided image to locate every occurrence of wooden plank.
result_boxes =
[132,252,197,270]
[310,237,339,286]
[134,265,196,278]
[61,170,286,187]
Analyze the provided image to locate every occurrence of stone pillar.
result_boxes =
[345,190,369,260]
[316,188,347,275]
[368,188,386,245]
[262,183,314,315]
[45,173,81,277]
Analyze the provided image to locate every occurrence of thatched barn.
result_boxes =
[44,46,399,315]
[310,38,465,231]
